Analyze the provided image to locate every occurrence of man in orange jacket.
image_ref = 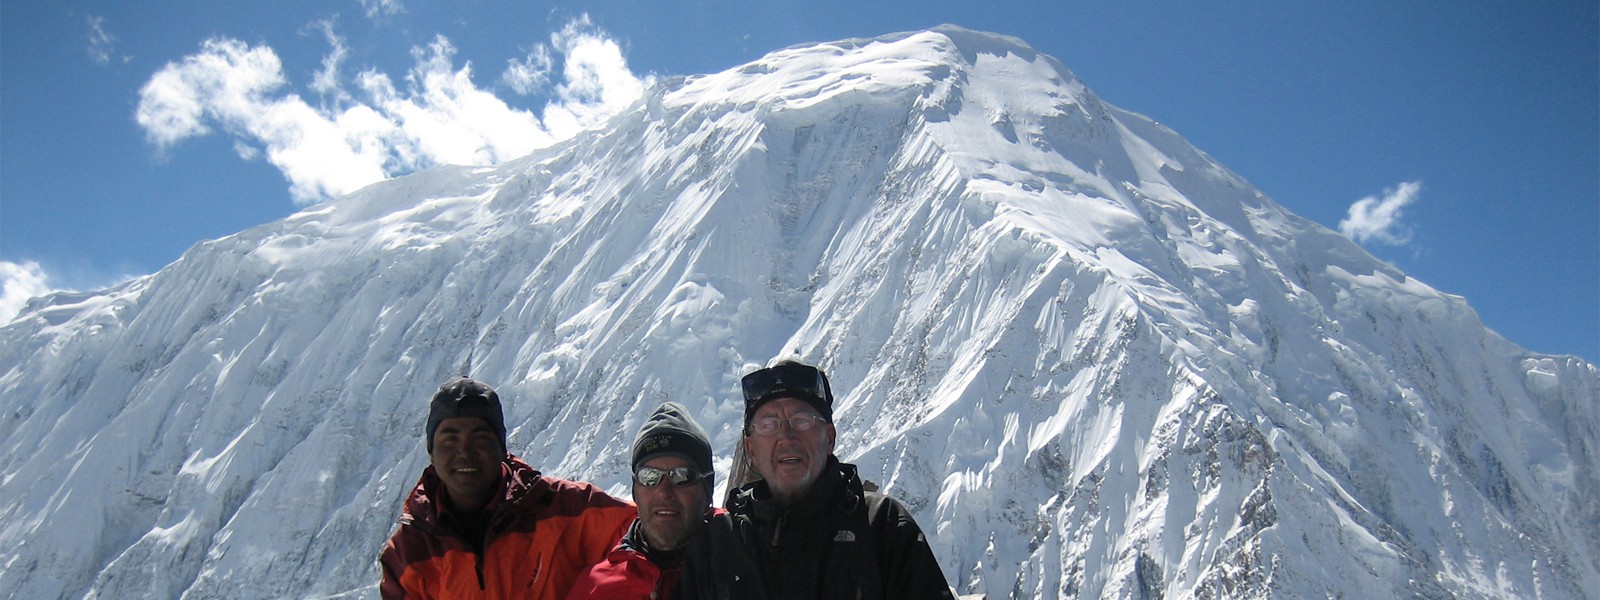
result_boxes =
[379,377,635,598]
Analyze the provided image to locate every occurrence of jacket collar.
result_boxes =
[400,454,542,530]
[735,455,862,521]
[617,518,687,568]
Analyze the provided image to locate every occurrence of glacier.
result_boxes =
[1,26,1596,599]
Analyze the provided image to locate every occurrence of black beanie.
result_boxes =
[631,402,714,485]
[426,377,507,455]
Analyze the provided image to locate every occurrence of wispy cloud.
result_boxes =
[86,15,127,65]
[502,44,554,96]
[0,261,54,324]
[134,16,649,204]
[1339,180,1422,246]
[359,0,405,21]
[306,18,351,105]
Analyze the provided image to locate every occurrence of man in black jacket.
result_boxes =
[726,360,955,599]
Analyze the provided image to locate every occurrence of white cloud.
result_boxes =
[134,16,648,205]
[502,45,554,96]
[1339,180,1422,246]
[360,36,554,168]
[0,261,55,324]
[307,19,350,103]
[543,16,648,138]
[134,38,385,201]
[86,15,125,65]
[135,38,285,148]
[359,0,405,20]
[232,140,260,160]
[498,16,644,129]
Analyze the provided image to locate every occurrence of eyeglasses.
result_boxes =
[746,413,828,437]
[633,465,711,487]
[741,363,830,404]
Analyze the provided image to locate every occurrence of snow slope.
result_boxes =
[1,26,1595,599]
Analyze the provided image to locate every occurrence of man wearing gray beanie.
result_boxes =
[568,402,765,599]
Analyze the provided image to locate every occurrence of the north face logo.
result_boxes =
[833,530,856,542]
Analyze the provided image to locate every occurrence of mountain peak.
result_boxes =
[666,26,1075,116]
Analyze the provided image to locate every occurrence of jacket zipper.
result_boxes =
[475,551,486,590]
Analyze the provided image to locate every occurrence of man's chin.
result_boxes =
[770,461,814,480]
[775,465,818,484]
[767,476,813,500]
[642,524,695,550]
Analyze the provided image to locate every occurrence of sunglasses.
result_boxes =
[741,363,830,404]
[633,465,711,487]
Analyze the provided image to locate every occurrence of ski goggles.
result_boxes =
[741,362,829,405]
[633,465,711,488]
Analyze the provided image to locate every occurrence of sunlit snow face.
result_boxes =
[743,397,835,505]
[632,454,709,551]
[429,417,504,512]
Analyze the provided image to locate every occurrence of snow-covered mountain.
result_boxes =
[2,26,1595,599]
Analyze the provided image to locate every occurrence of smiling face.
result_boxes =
[632,454,709,551]
[429,416,504,513]
[743,397,836,506]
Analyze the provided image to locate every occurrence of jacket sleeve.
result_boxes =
[378,528,421,600]
[573,494,637,567]
[533,477,639,594]
[867,494,956,599]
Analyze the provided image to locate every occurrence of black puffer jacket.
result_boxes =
[726,457,955,600]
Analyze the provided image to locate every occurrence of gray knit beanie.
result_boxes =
[631,402,714,487]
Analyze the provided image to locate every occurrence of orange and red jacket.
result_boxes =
[379,454,635,599]
[567,508,748,600]
[563,520,681,600]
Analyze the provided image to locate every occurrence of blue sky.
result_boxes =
[2,1,1595,362]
